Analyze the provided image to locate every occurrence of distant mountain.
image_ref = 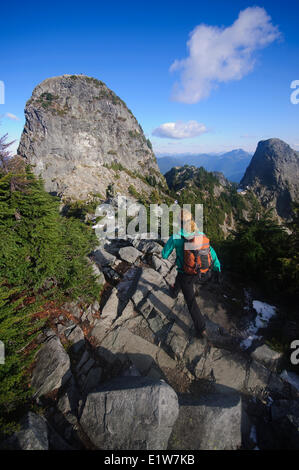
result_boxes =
[157,149,253,182]
[240,138,299,220]
[164,165,258,240]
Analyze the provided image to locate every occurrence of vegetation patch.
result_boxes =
[35,92,69,116]
[0,139,102,436]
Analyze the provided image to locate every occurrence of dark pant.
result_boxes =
[173,272,206,334]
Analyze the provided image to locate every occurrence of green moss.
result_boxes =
[37,92,59,109]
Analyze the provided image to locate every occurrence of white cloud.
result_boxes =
[152,120,208,139]
[5,113,19,121]
[170,7,281,103]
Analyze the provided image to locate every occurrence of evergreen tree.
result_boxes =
[0,138,102,436]
[278,203,299,298]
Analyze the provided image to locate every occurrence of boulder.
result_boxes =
[91,288,120,344]
[66,325,85,354]
[0,412,49,450]
[79,377,179,450]
[57,378,80,416]
[92,246,116,268]
[251,344,283,372]
[31,333,71,397]
[133,239,163,255]
[168,385,243,450]
[119,246,142,263]
[86,258,105,286]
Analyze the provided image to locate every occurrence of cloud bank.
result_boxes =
[5,113,19,121]
[152,120,208,139]
[170,7,281,103]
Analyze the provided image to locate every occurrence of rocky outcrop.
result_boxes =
[5,232,299,451]
[17,74,165,200]
[31,331,72,398]
[240,138,299,220]
[0,413,49,450]
[168,385,244,450]
[79,377,179,450]
[0,412,73,450]
[163,164,255,238]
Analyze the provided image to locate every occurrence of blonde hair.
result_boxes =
[181,209,197,232]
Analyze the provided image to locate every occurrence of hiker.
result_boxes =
[162,209,221,339]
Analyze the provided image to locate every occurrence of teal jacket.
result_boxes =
[162,228,221,273]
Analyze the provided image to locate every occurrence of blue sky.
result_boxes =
[1,0,299,155]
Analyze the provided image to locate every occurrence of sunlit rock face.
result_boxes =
[240,138,299,220]
[18,74,164,200]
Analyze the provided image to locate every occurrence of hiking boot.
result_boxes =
[169,285,179,299]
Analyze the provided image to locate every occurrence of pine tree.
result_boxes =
[0,136,101,436]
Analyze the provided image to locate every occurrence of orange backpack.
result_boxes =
[183,233,213,276]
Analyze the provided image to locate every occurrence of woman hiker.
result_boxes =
[161,209,221,339]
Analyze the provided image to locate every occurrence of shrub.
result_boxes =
[0,148,100,436]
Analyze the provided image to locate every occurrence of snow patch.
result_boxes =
[240,300,277,350]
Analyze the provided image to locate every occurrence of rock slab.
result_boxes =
[79,376,179,450]
[168,386,243,450]
[31,333,71,397]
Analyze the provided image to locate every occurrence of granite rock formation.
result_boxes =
[18,74,164,200]
[240,138,299,220]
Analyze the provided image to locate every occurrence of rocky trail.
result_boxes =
[2,228,299,451]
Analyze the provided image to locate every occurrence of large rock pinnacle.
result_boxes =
[240,138,299,220]
[18,74,164,200]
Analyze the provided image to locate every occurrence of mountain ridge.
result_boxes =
[157,149,253,182]
[240,138,299,220]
